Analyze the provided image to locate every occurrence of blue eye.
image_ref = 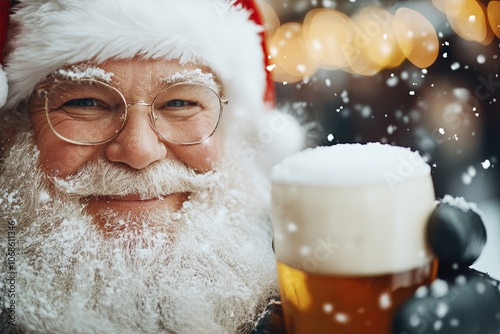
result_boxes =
[166,99,191,107]
[63,98,98,107]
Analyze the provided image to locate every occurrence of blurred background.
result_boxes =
[256,0,500,277]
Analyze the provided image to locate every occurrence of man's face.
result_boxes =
[27,58,222,230]
[0,58,277,333]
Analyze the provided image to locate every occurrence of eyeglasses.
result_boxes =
[36,79,228,145]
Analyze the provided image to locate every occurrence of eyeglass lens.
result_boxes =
[45,80,222,145]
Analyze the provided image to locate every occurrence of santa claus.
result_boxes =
[0,1,498,334]
[0,0,305,333]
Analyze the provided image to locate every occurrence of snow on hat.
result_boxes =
[0,0,275,113]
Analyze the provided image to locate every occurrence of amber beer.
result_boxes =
[271,144,438,334]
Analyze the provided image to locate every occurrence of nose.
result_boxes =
[105,104,167,169]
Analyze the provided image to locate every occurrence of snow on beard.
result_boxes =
[0,131,278,334]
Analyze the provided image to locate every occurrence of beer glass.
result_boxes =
[271,143,438,334]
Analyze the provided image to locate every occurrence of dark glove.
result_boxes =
[251,301,286,334]
[392,200,500,334]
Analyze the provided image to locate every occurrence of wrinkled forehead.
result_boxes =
[45,58,222,93]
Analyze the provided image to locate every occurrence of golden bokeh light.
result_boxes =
[433,0,497,43]
[303,9,355,69]
[351,7,405,70]
[393,8,439,68]
[431,0,446,13]
[256,0,281,43]
[487,1,500,39]
[268,22,319,83]
[478,0,495,45]
[261,0,498,81]
[344,54,382,76]
[445,0,488,43]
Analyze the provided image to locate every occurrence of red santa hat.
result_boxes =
[0,0,275,111]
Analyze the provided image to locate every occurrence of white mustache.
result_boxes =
[52,159,218,199]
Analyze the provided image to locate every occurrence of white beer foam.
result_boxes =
[271,143,435,276]
[271,142,430,186]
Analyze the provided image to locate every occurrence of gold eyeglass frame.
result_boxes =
[36,78,228,146]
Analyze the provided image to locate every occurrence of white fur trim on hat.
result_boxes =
[0,66,7,108]
[3,0,266,118]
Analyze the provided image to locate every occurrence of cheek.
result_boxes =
[31,113,101,178]
[168,134,222,173]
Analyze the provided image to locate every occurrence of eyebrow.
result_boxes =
[55,66,115,82]
[162,69,220,92]
[47,66,221,94]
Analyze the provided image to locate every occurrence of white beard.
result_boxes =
[0,132,278,334]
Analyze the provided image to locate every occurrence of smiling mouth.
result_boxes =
[86,194,171,209]
[96,194,164,202]
[82,192,189,213]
